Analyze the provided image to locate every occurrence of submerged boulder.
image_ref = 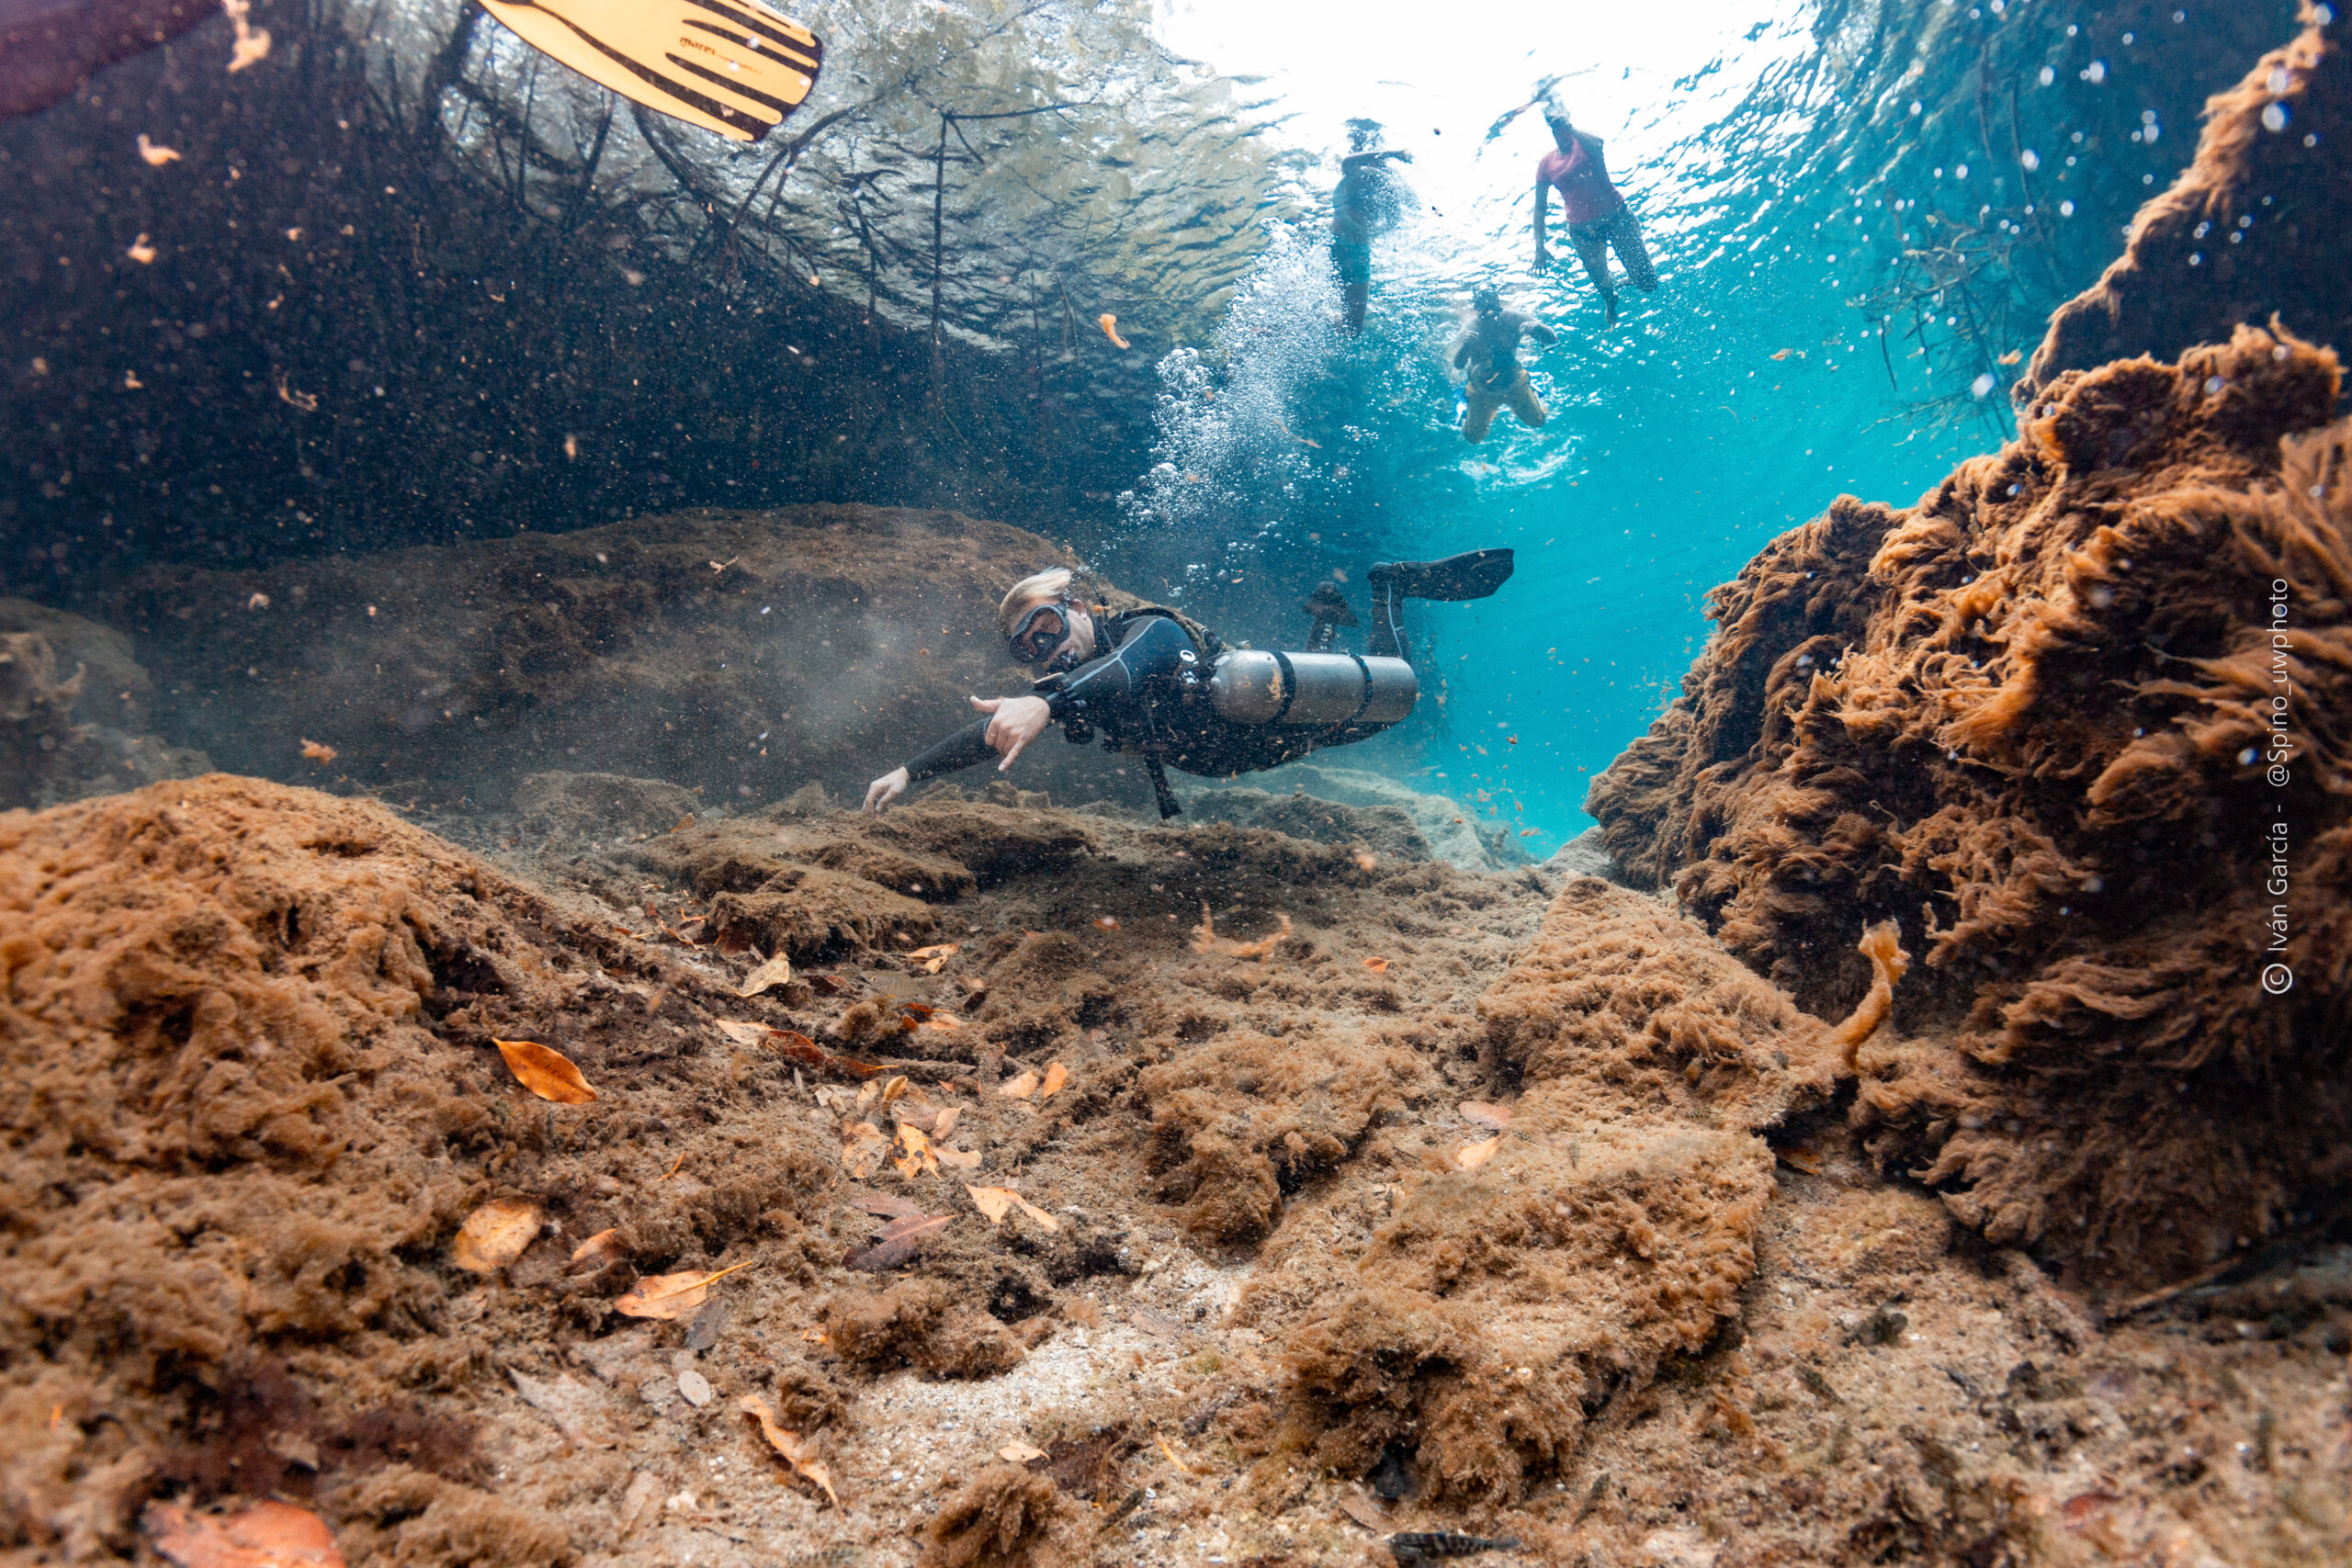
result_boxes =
[1589,326,2352,1290]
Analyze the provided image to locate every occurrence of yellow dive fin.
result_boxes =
[480,0,821,142]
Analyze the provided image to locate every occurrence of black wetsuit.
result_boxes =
[902,608,1400,789]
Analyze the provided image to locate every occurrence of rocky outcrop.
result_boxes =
[102,504,1161,816]
[1589,326,2352,1290]
[2022,4,2348,399]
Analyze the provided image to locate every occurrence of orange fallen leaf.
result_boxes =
[1459,1100,1513,1130]
[614,1260,757,1321]
[1776,1145,1824,1174]
[1453,1134,1503,1171]
[800,1325,829,1344]
[920,1013,964,1032]
[841,1122,890,1178]
[967,1184,1059,1232]
[672,814,695,832]
[880,1075,910,1103]
[567,1227,626,1274]
[999,1440,1048,1463]
[492,1039,596,1104]
[715,1020,773,1047]
[300,739,336,764]
[738,953,794,998]
[933,1144,982,1169]
[451,1199,542,1272]
[145,1500,346,1568]
[1363,957,1390,974]
[891,1124,938,1179]
[740,1393,840,1506]
[1038,1061,1068,1101]
[1000,1069,1040,1100]
[1098,312,1130,350]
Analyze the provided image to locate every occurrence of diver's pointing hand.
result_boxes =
[863,766,910,814]
[972,694,1052,771]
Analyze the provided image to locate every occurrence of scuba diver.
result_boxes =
[1453,286,1556,443]
[1532,104,1656,324]
[1330,121,1414,337]
[861,551,1516,818]
[6,0,820,141]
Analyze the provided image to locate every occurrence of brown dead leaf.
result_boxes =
[1776,1145,1824,1174]
[931,1105,960,1139]
[1000,1069,1041,1100]
[890,1124,938,1179]
[1453,1134,1504,1171]
[567,1227,626,1274]
[933,1144,982,1169]
[846,1213,952,1270]
[299,739,336,765]
[840,1122,890,1179]
[1459,1100,1513,1130]
[673,814,695,832]
[491,1038,596,1104]
[1336,1490,1389,1531]
[1363,956,1390,974]
[146,1500,347,1567]
[613,1260,756,1321]
[808,972,854,997]
[451,1199,542,1272]
[910,942,958,974]
[1038,1061,1068,1101]
[714,1020,773,1047]
[998,1440,1048,1463]
[844,1186,926,1220]
[880,1075,910,1103]
[920,1012,963,1032]
[737,953,794,998]
[740,1393,840,1506]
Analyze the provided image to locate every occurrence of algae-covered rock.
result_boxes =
[1589,326,2352,1290]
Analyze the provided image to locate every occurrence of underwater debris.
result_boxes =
[738,952,795,997]
[1388,1533,1521,1564]
[221,0,271,73]
[614,1260,757,1321]
[1826,920,1909,1067]
[1191,900,1293,960]
[135,134,180,165]
[299,738,335,764]
[741,1394,840,1506]
[1590,325,2351,1289]
[919,1461,1084,1568]
[1097,312,1129,349]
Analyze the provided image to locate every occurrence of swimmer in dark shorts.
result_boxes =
[1532,105,1657,324]
[1453,286,1556,443]
[1332,121,1414,337]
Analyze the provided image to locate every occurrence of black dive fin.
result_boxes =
[1367,548,1515,603]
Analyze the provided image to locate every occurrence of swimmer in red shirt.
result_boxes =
[1532,107,1657,324]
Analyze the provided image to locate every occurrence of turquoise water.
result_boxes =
[1113,0,2300,848]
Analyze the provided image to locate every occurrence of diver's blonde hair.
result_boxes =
[998,567,1074,634]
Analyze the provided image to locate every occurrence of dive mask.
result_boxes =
[1007,599,1074,666]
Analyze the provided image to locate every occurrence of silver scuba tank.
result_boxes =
[1204,649,1418,727]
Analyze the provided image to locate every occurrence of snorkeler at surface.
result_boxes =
[1453,286,1556,443]
[861,551,1514,818]
[1330,121,1414,337]
[1532,104,1656,324]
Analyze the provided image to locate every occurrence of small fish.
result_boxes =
[1390,1534,1521,1563]
[1098,312,1129,349]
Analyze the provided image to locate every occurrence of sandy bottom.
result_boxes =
[0,774,2344,1567]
